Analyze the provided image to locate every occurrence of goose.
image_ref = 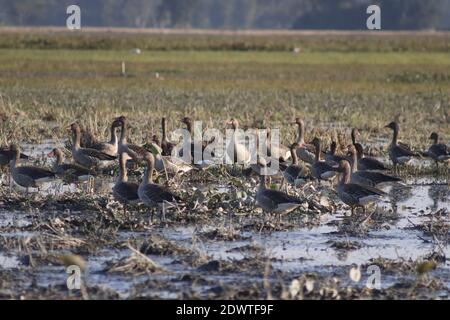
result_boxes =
[263,127,291,162]
[112,151,140,213]
[347,145,402,187]
[68,123,116,170]
[310,138,339,183]
[114,116,152,163]
[138,151,181,223]
[226,118,251,165]
[9,144,56,193]
[336,160,386,215]
[179,117,215,165]
[47,148,93,183]
[89,120,121,157]
[283,143,309,187]
[256,175,304,220]
[385,121,415,171]
[293,118,316,165]
[325,141,349,165]
[427,132,450,168]
[161,117,175,156]
[354,144,388,171]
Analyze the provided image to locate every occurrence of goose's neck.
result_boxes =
[431,136,438,144]
[314,143,321,162]
[340,167,351,185]
[143,159,154,185]
[119,122,128,144]
[110,126,118,146]
[391,127,399,145]
[72,129,81,150]
[351,131,356,145]
[296,123,305,145]
[259,176,266,190]
[118,153,127,183]
[56,153,64,166]
[291,146,298,165]
[162,118,168,142]
[350,152,358,173]
[10,153,19,170]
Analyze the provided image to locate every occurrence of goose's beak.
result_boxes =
[47,150,55,157]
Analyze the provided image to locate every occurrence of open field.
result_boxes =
[0,29,449,299]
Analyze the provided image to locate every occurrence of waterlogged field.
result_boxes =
[0,29,449,299]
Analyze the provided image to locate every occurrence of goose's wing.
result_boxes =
[262,189,303,205]
[144,184,180,203]
[393,144,415,157]
[81,148,117,160]
[358,157,387,171]
[60,163,93,176]
[17,166,55,179]
[344,183,386,198]
[114,182,139,201]
[429,144,449,157]
[357,171,401,184]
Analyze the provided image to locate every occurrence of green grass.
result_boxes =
[0,32,448,154]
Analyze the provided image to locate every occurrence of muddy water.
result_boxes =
[0,141,449,299]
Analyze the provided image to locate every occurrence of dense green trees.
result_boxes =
[0,0,448,30]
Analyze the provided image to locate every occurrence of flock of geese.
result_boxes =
[1,115,449,221]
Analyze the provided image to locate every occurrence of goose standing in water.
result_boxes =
[113,151,140,214]
[114,116,153,163]
[354,144,387,171]
[310,138,339,184]
[256,175,304,221]
[138,151,181,223]
[68,123,116,170]
[263,127,291,163]
[293,118,315,165]
[347,145,402,187]
[325,140,349,165]
[336,160,386,215]
[427,132,450,169]
[89,120,121,157]
[283,143,309,188]
[47,148,93,183]
[385,122,415,172]
[9,144,56,193]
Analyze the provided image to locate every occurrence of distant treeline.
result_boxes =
[0,0,449,30]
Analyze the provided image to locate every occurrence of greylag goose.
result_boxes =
[47,148,93,183]
[113,151,139,213]
[347,145,402,187]
[9,144,56,192]
[354,144,387,171]
[114,116,152,163]
[385,121,415,171]
[263,127,291,162]
[68,123,116,170]
[337,160,386,214]
[89,120,121,157]
[310,138,339,183]
[427,132,450,168]
[138,151,181,222]
[325,141,349,165]
[293,118,315,165]
[161,117,175,156]
[179,117,215,164]
[256,175,304,219]
[226,118,251,165]
[283,143,309,187]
